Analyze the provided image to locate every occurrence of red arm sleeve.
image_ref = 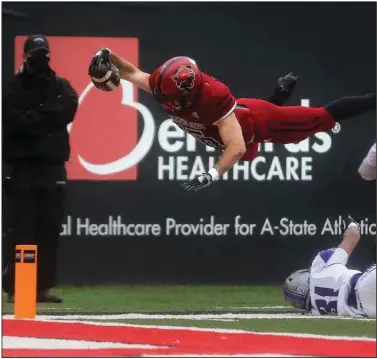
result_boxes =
[213,89,237,122]
[201,73,236,124]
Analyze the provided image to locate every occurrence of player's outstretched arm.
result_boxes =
[180,113,246,192]
[338,216,361,256]
[213,113,246,175]
[110,51,152,93]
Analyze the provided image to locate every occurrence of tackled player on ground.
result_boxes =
[284,216,376,318]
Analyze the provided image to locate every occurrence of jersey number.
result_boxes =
[177,125,224,149]
[314,286,339,315]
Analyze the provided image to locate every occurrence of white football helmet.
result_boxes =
[283,269,311,311]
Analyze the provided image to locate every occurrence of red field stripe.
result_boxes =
[3,319,376,357]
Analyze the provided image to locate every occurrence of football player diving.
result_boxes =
[88,49,376,192]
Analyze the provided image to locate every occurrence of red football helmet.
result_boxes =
[149,56,202,111]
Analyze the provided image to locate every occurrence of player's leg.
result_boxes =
[238,98,335,143]
[267,92,376,135]
[2,168,37,301]
[239,95,375,143]
[356,264,376,318]
[35,165,66,302]
[324,94,375,122]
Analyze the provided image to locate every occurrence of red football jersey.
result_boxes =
[150,69,336,163]
[156,72,256,149]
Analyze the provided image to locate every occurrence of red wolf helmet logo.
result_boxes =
[172,65,195,91]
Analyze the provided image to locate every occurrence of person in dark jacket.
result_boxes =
[2,34,78,303]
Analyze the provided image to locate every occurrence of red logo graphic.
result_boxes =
[15,36,139,180]
[173,65,195,90]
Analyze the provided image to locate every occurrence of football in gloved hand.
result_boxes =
[91,63,121,92]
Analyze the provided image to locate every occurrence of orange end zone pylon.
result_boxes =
[14,245,37,319]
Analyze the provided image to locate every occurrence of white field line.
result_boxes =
[3,336,167,350]
[4,308,84,311]
[206,319,236,322]
[4,313,373,322]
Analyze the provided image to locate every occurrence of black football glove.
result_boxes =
[88,48,112,78]
[268,72,298,106]
[342,215,361,232]
[181,172,214,192]
[276,72,298,92]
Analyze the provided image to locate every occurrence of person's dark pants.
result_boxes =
[2,163,66,295]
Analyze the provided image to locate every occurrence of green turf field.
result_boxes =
[3,284,285,313]
[3,285,376,339]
